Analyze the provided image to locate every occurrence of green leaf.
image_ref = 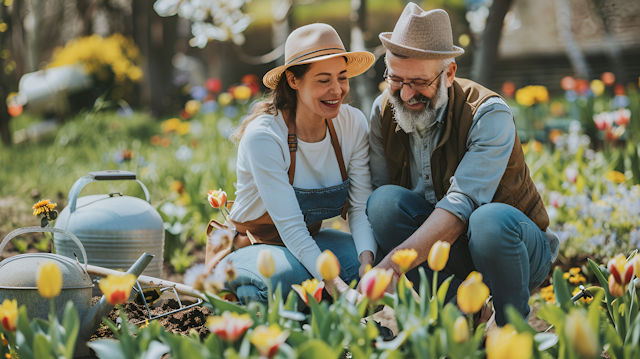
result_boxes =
[436,275,454,307]
[87,339,127,359]
[204,333,221,356]
[140,341,170,359]
[33,333,54,359]
[536,304,566,327]
[62,301,79,358]
[505,306,538,335]
[587,291,605,334]
[16,305,34,346]
[286,330,309,348]
[533,333,559,351]
[552,267,573,312]
[418,267,430,318]
[295,339,336,359]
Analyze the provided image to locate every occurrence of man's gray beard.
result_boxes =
[389,75,449,134]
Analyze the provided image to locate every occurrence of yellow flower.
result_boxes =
[453,316,470,343]
[233,85,252,101]
[568,268,580,278]
[360,268,394,301]
[0,299,18,332]
[257,249,275,279]
[515,85,549,106]
[176,122,190,135]
[606,171,626,184]
[565,309,598,358]
[392,248,418,273]
[98,273,137,305]
[531,140,543,154]
[590,79,605,97]
[316,250,340,281]
[37,261,62,298]
[33,199,57,216]
[218,92,233,106]
[486,324,533,359]
[250,324,289,358]
[185,100,201,115]
[207,311,253,342]
[161,118,181,133]
[291,278,324,305]
[1,333,7,345]
[457,272,490,314]
[428,241,450,272]
[563,272,571,279]
[569,275,586,285]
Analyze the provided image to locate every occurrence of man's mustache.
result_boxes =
[392,91,430,106]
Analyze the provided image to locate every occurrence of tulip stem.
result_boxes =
[432,271,438,302]
[266,278,273,320]
[50,298,55,321]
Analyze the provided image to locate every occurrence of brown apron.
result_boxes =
[205,115,349,271]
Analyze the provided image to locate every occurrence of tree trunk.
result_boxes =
[554,0,591,79]
[470,0,513,87]
[350,0,374,118]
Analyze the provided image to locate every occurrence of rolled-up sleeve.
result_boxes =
[435,97,515,224]
[369,95,392,190]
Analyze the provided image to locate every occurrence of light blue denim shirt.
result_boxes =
[368,94,516,225]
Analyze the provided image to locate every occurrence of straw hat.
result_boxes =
[263,23,375,89]
[380,2,464,60]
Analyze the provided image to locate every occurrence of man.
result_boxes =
[365,2,558,326]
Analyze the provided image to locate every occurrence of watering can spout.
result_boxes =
[78,253,154,349]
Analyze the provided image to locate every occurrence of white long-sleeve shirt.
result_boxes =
[230,105,377,279]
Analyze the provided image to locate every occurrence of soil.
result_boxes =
[89,296,213,341]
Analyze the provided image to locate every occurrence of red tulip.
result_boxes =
[208,189,227,209]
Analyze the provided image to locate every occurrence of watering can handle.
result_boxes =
[67,170,151,213]
[0,227,89,272]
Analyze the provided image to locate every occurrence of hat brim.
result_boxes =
[379,32,464,60]
[263,51,376,89]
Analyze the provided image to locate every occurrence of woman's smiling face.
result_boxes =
[286,57,349,121]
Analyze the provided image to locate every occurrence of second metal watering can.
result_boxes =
[0,226,154,356]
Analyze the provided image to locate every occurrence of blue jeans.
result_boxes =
[218,228,361,305]
[366,185,552,326]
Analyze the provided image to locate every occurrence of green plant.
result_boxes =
[13,238,29,253]
[169,242,196,274]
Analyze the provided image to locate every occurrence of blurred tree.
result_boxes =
[555,0,590,80]
[350,0,374,118]
[1,1,22,146]
[470,0,512,86]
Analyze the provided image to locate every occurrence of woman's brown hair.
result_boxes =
[230,64,311,143]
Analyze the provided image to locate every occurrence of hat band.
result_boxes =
[285,48,346,66]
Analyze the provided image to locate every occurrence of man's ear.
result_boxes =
[286,70,298,90]
[445,62,457,87]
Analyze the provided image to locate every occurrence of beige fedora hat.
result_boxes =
[263,23,375,89]
[380,2,464,59]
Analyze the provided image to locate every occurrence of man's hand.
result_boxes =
[324,276,350,296]
[355,255,401,295]
[358,250,375,278]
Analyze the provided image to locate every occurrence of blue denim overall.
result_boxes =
[220,117,361,304]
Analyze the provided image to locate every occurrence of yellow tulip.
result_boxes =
[457,271,490,314]
[486,324,533,359]
[316,250,340,281]
[392,248,418,273]
[218,92,233,107]
[233,85,252,101]
[37,261,62,298]
[98,273,137,305]
[565,309,598,358]
[250,324,289,358]
[291,278,324,305]
[590,79,605,97]
[453,316,469,343]
[360,268,394,301]
[185,100,201,115]
[0,299,17,332]
[257,249,276,279]
[428,241,450,272]
[606,171,626,184]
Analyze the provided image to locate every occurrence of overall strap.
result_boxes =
[326,118,350,220]
[287,110,297,185]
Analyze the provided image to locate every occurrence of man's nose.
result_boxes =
[400,85,416,102]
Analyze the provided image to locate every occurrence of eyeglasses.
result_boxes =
[384,69,445,91]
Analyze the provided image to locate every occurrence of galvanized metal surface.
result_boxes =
[0,227,93,321]
[54,171,164,277]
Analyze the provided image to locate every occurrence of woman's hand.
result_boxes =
[358,250,375,278]
[324,276,351,296]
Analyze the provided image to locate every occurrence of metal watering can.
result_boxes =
[0,226,153,356]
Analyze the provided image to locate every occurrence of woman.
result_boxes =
[211,23,377,304]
